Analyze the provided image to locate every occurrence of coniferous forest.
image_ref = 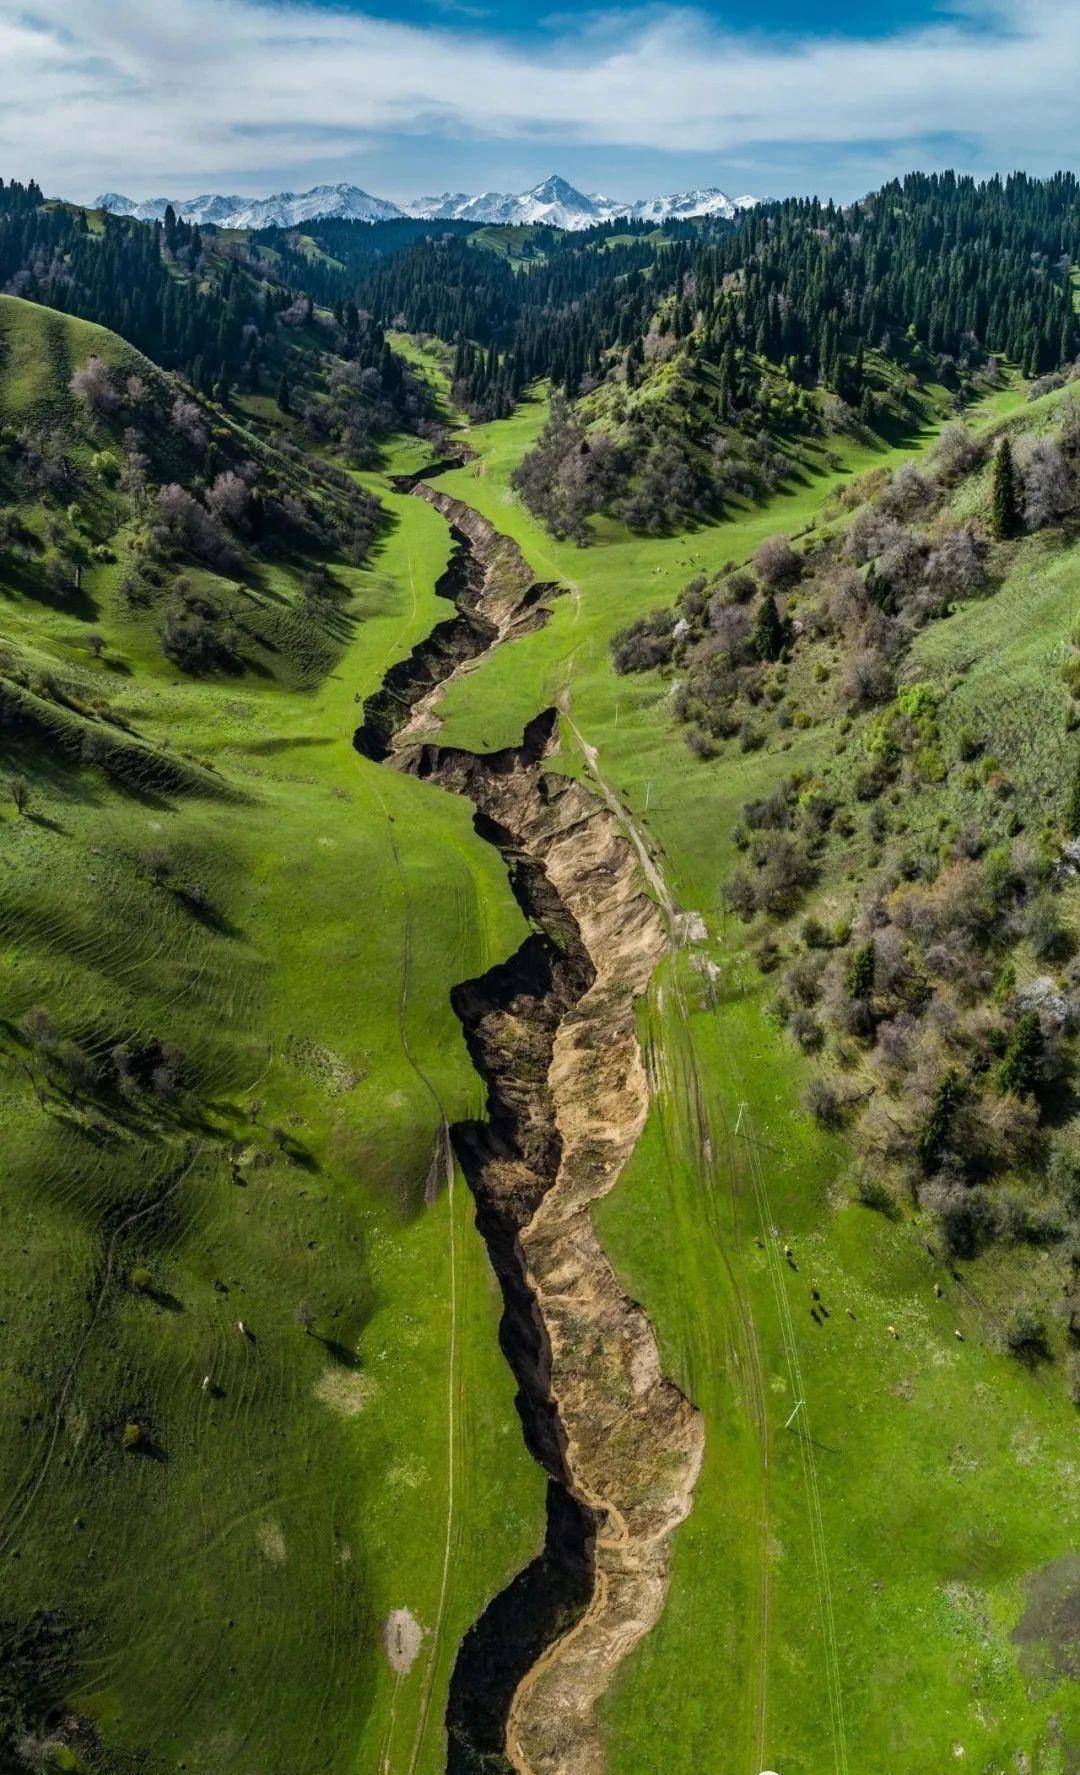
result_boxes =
[3,171,1076,435]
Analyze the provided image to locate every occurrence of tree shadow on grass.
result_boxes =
[1,556,98,622]
[146,1287,185,1314]
[173,887,245,942]
[314,1336,360,1368]
[25,809,71,836]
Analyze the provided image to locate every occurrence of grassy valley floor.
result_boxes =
[2,289,1076,1775]
[413,365,1079,1774]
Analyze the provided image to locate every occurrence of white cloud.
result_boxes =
[0,0,1075,198]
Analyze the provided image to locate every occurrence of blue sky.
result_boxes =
[355,0,956,42]
[0,0,1073,204]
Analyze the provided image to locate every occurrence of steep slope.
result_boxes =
[0,299,544,1775]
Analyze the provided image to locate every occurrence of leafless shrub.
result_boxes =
[171,396,208,456]
[206,471,250,527]
[788,1007,824,1051]
[723,869,757,920]
[754,533,800,590]
[840,647,894,708]
[1058,393,1080,457]
[752,833,817,914]
[931,422,985,483]
[926,1178,997,1257]
[155,484,239,570]
[1018,437,1074,530]
[879,462,933,521]
[843,508,909,567]
[805,1077,845,1127]
[70,356,120,415]
[612,612,677,674]
[707,601,752,663]
[784,951,825,1007]
[922,525,988,600]
[822,393,857,435]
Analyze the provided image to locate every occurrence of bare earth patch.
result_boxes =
[1012,1552,1080,1683]
[313,1367,372,1417]
[382,1607,424,1675]
[255,1519,287,1564]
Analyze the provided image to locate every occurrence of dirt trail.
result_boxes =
[354,463,704,1774]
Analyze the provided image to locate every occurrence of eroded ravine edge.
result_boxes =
[356,464,704,1774]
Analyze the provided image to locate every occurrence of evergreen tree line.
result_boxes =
[1,170,1076,434]
[247,215,484,308]
[0,178,407,416]
[336,169,1080,418]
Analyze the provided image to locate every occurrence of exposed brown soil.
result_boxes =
[355,468,559,763]
[355,465,703,1774]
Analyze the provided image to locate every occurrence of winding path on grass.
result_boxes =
[354,460,704,1774]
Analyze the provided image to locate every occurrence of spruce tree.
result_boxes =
[991,436,1022,539]
[752,593,786,662]
[845,938,877,999]
[997,1011,1043,1096]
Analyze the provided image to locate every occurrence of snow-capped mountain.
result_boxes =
[626,187,761,224]
[406,176,612,230]
[398,192,476,220]
[380,176,760,229]
[96,175,762,233]
[96,183,403,228]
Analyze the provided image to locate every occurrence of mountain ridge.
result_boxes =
[95,173,762,232]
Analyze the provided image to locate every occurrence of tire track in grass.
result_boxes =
[0,1145,206,1555]
[666,960,773,1770]
[343,523,471,1775]
[737,1099,849,1775]
[664,968,773,1770]
[565,707,774,1767]
[361,769,461,1775]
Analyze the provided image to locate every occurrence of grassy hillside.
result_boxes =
[0,296,545,1773]
[4,272,1078,1775]
[415,373,1079,1774]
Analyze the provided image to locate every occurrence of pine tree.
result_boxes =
[991,436,1022,539]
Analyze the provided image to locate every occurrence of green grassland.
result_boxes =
[418,376,1079,1773]
[468,224,550,263]
[0,296,545,1772]
[3,277,1077,1775]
